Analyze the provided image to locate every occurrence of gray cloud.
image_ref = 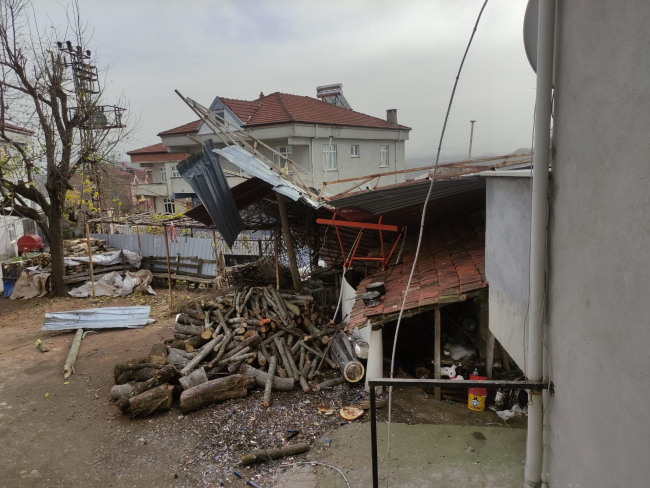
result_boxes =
[33,0,535,160]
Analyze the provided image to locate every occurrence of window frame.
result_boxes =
[322,144,338,171]
[160,165,167,182]
[351,144,360,158]
[170,165,180,178]
[7,222,16,242]
[163,198,175,214]
[379,145,389,168]
[272,146,293,167]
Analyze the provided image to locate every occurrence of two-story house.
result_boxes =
[127,143,193,214]
[130,85,410,204]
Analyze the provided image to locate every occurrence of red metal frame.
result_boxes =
[317,216,403,269]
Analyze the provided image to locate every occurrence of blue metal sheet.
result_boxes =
[42,306,151,331]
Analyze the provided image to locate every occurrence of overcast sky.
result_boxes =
[34,0,535,160]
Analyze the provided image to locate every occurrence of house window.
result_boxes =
[322,144,337,171]
[170,165,180,178]
[351,145,360,158]
[163,198,175,214]
[160,166,167,182]
[7,223,16,242]
[379,145,389,168]
[272,146,293,166]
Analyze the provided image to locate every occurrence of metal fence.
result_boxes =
[91,231,275,277]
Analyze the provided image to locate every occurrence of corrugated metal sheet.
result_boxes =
[213,145,322,208]
[92,233,219,276]
[329,177,486,216]
[42,306,150,331]
[178,139,244,247]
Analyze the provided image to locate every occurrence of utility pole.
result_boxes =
[468,120,476,159]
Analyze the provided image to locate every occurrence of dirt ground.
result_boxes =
[0,288,525,488]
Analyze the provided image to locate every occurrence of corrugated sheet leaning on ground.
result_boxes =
[42,306,151,331]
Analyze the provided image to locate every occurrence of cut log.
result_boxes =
[263,356,277,407]
[200,327,214,340]
[176,314,203,326]
[166,349,190,367]
[179,367,208,390]
[329,333,365,383]
[316,376,346,391]
[308,354,320,380]
[63,329,84,380]
[148,344,168,365]
[110,383,134,400]
[240,363,295,392]
[282,338,300,380]
[181,336,222,375]
[238,443,310,466]
[174,323,203,336]
[274,336,293,380]
[129,383,175,419]
[300,342,337,369]
[227,360,243,374]
[180,374,255,413]
[115,364,180,412]
[168,348,194,359]
[300,359,311,393]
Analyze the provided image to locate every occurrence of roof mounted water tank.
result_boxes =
[316,83,352,110]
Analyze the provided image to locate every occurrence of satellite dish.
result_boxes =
[523,0,555,86]
[523,0,539,73]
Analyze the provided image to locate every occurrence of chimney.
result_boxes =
[387,109,398,125]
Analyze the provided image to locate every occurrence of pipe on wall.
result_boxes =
[525,0,555,486]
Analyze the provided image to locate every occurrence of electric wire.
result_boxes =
[384,2,489,486]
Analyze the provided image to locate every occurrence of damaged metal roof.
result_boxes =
[212,145,322,209]
[42,306,151,331]
[178,139,245,247]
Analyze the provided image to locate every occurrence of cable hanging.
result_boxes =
[383,2,490,486]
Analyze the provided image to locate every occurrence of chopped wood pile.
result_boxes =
[110,286,364,420]
[63,238,114,257]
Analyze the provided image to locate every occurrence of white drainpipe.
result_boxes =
[525,0,555,487]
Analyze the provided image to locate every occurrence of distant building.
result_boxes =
[127,143,191,214]
[129,85,411,206]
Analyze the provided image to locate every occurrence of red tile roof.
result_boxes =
[157,120,201,137]
[157,92,410,137]
[126,142,169,155]
[346,216,487,330]
[1,122,34,135]
[227,92,410,130]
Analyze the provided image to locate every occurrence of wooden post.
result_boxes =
[135,225,142,256]
[212,229,220,282]
[163,225,173,311]
[434,306,441,401]
[85,222,96,298]
[486,332,496,379]
[274,229,280,290]
[276,194,302,292]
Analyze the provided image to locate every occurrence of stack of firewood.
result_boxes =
[63,238,113,257]
[110,285,364,419]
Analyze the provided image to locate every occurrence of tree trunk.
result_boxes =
[180,374,255,413]
[276,194,302,292]
[128,383,175,419]
[240,364,295,391]
[48,205,67,297]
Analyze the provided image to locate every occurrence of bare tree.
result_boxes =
[0,0,135,295]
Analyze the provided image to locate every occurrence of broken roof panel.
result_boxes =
[346,216,487,331]
[212,145,322,208]
[42,306,151,331]
[178,139,244,247]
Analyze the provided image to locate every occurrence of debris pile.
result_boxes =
[111,286,364,421]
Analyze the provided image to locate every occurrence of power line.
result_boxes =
[384,2,490,486]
